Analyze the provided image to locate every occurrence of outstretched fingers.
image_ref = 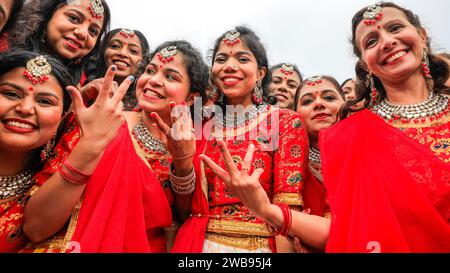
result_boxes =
[199,154,230,185]
[216,140,239,176]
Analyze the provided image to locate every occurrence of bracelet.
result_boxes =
[170,163,195,195]
[59,160,91,185]
[273,203,292,236]
[172,152,195,161]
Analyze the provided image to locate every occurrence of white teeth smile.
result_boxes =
[224,78,239,82]
[6,121,33,129]
[144,89,164,99]
[386,51,407,64]
[114,61,129,67]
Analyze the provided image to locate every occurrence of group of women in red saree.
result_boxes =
[0,0,448,253]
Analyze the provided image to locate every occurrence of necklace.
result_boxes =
[132,113,169,155]
[220,104,269,128]
[372,92,450,124]
[309,146,321,164]
[0,170,33,200]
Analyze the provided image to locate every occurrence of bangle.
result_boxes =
[273,203,292,236]
[169,163,195,195]
[59,160,91,185]
[172,152,195,161]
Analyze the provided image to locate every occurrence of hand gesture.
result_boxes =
[66,65,134,150]
[199,140,269,218]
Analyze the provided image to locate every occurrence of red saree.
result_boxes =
[320,109,450,253]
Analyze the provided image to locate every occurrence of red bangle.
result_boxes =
[274,203,292,236]
[59,160,91,185]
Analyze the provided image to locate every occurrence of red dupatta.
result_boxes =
[69,123,172,252]
[171,138,209,253]
[320,109,450,253]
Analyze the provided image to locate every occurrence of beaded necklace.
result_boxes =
[0,170,33,200]
[309,146,321,164]
[132,113,169,155]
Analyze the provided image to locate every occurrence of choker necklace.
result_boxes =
[372,92,450,124]
[309,146,321,164]
[221,104,269,128]
[0,170,33,200]
[132,113,169,155]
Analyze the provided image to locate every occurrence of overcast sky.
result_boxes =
[107,0,449,83]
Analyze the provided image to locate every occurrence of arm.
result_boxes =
[24,67,133,242]
[200,140,330,251]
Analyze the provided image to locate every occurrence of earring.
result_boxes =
[252,81,263,105]
[40,134,56,162]
[421,47,432,79]
[366,72,378,105]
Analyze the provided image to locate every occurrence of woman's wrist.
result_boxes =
[172,158,193,177]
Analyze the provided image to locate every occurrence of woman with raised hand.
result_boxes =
[172,26,309,253]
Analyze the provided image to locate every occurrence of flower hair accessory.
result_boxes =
[24,55,52,85]
[119,29,135,39]
[280,63,295,76]
[305,75,323,86]
[363,3,383,25]
[223,30,241,47]
[88,0,104,19]
[157,46,178,63]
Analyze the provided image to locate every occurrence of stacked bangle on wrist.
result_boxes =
[169,163,195,195]
[272,203,292,236]
[59,160,91,185]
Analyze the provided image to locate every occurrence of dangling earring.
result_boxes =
[40,135,56,162]
[252,80,263,105]
[209,82,223,103]
[366,72,378,105]
[421,47,432,79]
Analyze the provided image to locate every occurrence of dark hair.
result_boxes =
[146,40,209,101]
[209,25,271,106]
[0,50,73,171]
[343,2,450,118]
[86,28,150,110]
[9,0,111,85]
[341,78,354,88]
[269,62,303,106]
[294,75,346,111]
[1,0,25,34]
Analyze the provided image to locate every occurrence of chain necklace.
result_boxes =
[132,113,169,155]
[0,170,33,200]
[372,92,450,124]
[309,146,321,164]
[220,104,269,128]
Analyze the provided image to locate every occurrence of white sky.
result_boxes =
[108,0,449,83]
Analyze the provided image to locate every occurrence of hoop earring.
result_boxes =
[252,80,263,105]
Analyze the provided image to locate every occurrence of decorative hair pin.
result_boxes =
[280,63,295,76]
[363,3,383,25]
[223,30,241,46]
[23,56,52,85]
[88,0,104,19]
[119,29,135,39]
[157,46,178,63]
[305,75,323,86]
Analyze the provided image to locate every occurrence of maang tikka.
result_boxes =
[305,75,323,86]
[280,64,295,76]
[363,3,384,25]
[223,30,241,47]
[157,46,178,64]
[23,55,52,85]
[88,0,104,19]
[119,29,135,39]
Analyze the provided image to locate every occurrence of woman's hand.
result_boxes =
[67,65,133,151]
[199,140,270,218]
[151,102,196,175]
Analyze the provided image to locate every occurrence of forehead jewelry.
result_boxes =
[223,30,241,47]
[363,3,383,25]
[305,75,323,86]
[280,63,295,76]
[88,0,104,20]
[157,46,178,64]
[23,55,52,85]
[119,29,135,39]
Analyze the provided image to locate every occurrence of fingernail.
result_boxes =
[150,112,157,119]
[181,101,187,106]
[128,75,135,82]
[111,65,117,71]
[170,102,176,108]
